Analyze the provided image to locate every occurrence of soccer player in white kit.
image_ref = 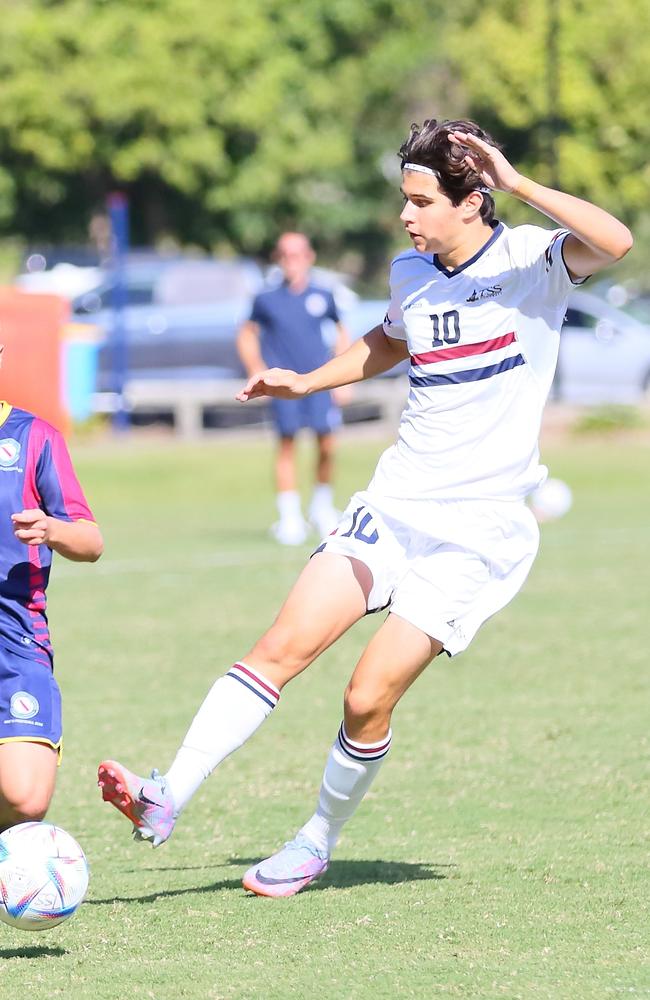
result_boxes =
[98,119,632,896]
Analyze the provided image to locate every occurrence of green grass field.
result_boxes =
[1,424,649,999]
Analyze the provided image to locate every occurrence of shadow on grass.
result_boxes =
[88,858,451,905]
[0,946,67,959]
[125,864,227,873]
[86,876,243,905]
[231,857,453,890]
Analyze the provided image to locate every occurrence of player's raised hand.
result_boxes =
[12,508,50,546]
[447,130,522,194]
[236,368,309,402]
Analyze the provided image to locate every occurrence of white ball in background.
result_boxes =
[529,478,573,523]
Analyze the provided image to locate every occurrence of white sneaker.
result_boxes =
[309,506,341,538]
[270,518,308,546]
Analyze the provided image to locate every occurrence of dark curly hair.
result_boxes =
[399,118,500,222]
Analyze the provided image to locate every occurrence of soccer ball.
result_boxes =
[528,477,573,523]
[0,822,89,931]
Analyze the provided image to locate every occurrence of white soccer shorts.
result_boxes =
[314,492,540,655]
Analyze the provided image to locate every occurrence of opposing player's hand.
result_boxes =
[236,368,309,401]
[447,130,522,194]
[12,508,50,546]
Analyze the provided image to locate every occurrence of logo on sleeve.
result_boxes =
[0,438,21,468]
[545,233,563,272]
[10,691,40,720]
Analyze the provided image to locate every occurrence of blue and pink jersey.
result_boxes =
[0,402,95,667]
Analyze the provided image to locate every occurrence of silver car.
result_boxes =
[557,289,650,404]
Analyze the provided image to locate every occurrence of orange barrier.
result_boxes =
[0,288,70,435]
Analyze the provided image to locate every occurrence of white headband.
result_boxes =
[402,162,436,177]
[402,162,491,194]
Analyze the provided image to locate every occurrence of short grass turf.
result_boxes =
[1,426,649,1000]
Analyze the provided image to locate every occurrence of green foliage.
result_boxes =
[573,404,647,434]
[447,0,650,233]
[0,0,648,279]
[0,0,437,255]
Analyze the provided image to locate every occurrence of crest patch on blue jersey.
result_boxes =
[0,438,21,467]
[305,293,328,317]
[9,691,40,720]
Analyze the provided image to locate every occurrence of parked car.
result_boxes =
[557,288,650,404]
[589,278,650,325]
[70,257,265,390]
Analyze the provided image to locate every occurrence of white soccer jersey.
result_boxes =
[366,221,583,511]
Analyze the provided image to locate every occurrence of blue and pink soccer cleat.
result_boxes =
[97,759,176,848]
[242,833,329,897]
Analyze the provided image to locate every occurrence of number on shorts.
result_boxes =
[340,506,379,545]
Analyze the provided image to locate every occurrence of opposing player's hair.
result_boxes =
[399,118,499,222]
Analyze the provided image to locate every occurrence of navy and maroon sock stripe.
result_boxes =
[226,662,280,710]
[337,723,392,763]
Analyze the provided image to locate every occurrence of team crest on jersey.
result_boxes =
[9,691,40,720]
[466,285,503,303]
[305,293,328,317]
[0,438,21,468]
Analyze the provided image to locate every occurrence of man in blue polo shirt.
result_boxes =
[237,232,350,544]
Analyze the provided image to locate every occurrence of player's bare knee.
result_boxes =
[0,786,49,827]
[344,683,389,730]
[0,761,53,813]
[249,627,313,678]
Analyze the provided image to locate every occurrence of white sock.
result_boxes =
[309,483,333,516]
[277,490,303,522]
[164,662,280,815]
[299,723,392,855]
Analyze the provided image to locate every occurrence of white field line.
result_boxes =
[55,549,291,579]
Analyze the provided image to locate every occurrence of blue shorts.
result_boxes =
[270,392,341,438]
[0,645,62,754]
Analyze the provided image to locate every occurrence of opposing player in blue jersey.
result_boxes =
[99,119,632,895]
[237,232,350,544]
[0,345,103,831]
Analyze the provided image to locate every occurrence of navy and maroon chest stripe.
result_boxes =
[409,331,525,387]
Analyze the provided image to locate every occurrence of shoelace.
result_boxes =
[281,836,326,860]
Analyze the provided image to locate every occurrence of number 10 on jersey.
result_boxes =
[430,310,461,346]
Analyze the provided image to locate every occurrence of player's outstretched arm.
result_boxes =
[448,130,633,278]
[236,325,409,401]
[12,509,103,562]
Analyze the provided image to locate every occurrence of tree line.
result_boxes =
[0,0,647,281]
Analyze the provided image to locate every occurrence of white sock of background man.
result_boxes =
[309,482,334,519]
[164,662,280,815]
[277,489,303,525]
[309,482,339,535]
[298,722,392,856]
